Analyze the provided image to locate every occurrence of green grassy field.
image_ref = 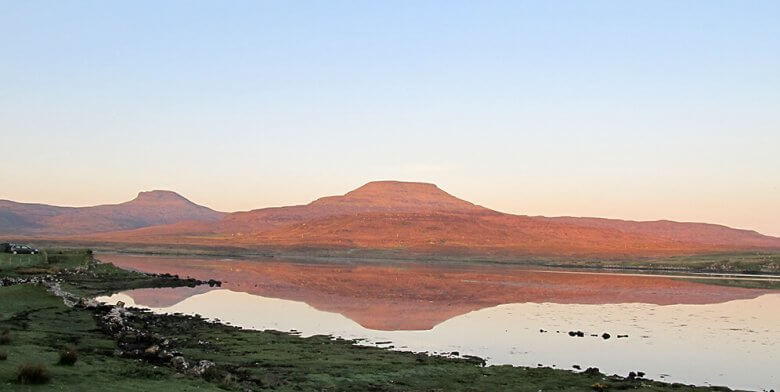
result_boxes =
[0,253,46,271]
[0,284,221,391]
[0,249,96,273]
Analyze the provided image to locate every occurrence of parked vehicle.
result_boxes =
[2,243,39,254]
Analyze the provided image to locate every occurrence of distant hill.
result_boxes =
[543,216,780,250]
[0,190,225,235]
[4,181,780,258]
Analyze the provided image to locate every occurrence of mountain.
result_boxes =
[544,217,780,249]
[0,190,225,235]
[74,181,780,258]
[216,180,490,233]
[4,181,780,257]
[235,212,715,256]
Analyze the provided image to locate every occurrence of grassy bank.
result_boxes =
[0,249,743,391]
[0,284,220,391]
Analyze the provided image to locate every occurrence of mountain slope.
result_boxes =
[0,190,225,235]
[74,181,780,257]
[6,181,779,257]
[216,180,492,233]
[545,217,780,249]
[237,212,724,257]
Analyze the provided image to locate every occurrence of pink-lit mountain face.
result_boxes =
[3,181,779,257]
[0,190,225,235]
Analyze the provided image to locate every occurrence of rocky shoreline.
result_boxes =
[1,260,229,383]
[0,249,751,391]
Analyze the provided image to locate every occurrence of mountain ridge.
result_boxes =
[2,181,779,257]
[0,190,225,235]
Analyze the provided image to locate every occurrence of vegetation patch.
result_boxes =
[58,344,79,365]
[16,363,51,385]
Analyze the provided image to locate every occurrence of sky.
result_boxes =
[1,1,778,236]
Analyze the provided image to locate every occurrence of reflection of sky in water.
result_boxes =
[98,289,780,391]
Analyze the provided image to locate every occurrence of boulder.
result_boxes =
[189,360,216,377]
[583,367,600,376]
[144,345,160,356]
[171,356,189,371]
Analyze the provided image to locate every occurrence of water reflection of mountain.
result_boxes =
[102,254,775,331]
[120,286,217,308]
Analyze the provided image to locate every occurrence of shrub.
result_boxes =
[203,365,220,382]
[0,350,7,360]
[0,329,11,345]
[17,363,51,385]
[58,344,78,365]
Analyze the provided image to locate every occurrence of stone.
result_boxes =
[189,360,216,376]
[583,367,600,376]
[171,356,189,371]
[144,345,160,356]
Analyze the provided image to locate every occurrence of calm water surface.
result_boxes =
[95,253,779,391]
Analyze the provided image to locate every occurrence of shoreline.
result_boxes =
[9,238,780,275]
[0,248,753,391]
[91,247,780,291]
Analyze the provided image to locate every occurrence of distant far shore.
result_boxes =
[6,238,779,278]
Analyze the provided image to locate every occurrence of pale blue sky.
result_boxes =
[1,1,778,235]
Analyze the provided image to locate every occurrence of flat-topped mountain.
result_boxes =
[218,181,492,233]
[316,181,485,212]
[3,181,780,257]
[0,190,225,235]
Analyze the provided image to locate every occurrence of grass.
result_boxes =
[678,277,780,290]
[0,247,203,297]
[0,285,222,391]
[528,251,780,274]
[59,260,203,297]
[624,252,780,273]
[0,249,92,278]
[0,253,47,271]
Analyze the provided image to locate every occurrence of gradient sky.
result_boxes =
[1,1,779,236]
